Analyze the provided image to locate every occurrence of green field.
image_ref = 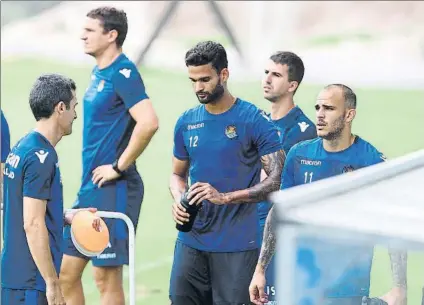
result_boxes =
[1,58,424,304]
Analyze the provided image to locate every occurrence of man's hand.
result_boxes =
[249,267,268,305]
[64,208,101,232]
[46,279,66,305]
[92,164,121,187]
[187,182,226,206]
[172,200,190,225]
[379,287,407,305]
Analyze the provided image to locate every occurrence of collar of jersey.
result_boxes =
[320,135,361,155]
[273,105,302,127]
[202,98,240,117]
[31,130,54,150]
[95,53,126,72]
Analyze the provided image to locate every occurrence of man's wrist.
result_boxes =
[221,192,232,205]
[45,277,60,287]
[112,159,124,175]
[255,263,265,274]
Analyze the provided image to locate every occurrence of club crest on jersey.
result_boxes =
[225,125,238,139]
[97,80,105,92]
[342,165,355,173]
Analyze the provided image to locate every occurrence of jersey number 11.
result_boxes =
[304,171,313,184]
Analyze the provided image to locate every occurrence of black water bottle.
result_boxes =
[176,191,201,232]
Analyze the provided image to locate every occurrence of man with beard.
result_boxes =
[256,51,317,303]
[169,40,286,305]
[249,84,407,305]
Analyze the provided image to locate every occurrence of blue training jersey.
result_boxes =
[281,136,385,298]
[1,131,63,291]
[173,99,282,252]
[1,110,11,163]
[76,53,148,200]
[258,106,316,223]
[275,106,317,154]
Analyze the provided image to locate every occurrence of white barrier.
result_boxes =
[1,207,136,305]
[94,211,136,305]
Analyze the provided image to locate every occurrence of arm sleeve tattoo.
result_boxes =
[258,205,277,270]
[223,149,285,204]
[248,149,285,202]
[389,248,407,288]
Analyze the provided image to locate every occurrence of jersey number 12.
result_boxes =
[189,136,198,147]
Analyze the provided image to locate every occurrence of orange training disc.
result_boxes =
[70,210,110,257]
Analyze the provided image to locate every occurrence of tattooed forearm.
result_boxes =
[261,149,285,176]
[222,150,286,204]
[258,206,277,271]
[389,248,407,288]
[248,149,285,201]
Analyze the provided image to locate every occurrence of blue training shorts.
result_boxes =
[1,288,47,305]
[63,170,144,267]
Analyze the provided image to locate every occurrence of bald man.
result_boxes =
[250,84,407,305]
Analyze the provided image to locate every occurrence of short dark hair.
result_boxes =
[270,51,305,88]
[87,6,128,48]
[325,84,357,109]
[185,41,228,73]
[29,74,76,121]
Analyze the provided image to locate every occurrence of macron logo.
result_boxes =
[187,123,204,130]
[298,122,310,133]
[119,68,131,78]
[35,150,49,164]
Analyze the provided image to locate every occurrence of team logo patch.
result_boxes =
[97,80,105,92]
[225,125,238,139]
[342,165,355,173]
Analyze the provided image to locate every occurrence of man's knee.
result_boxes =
[60,255,87,288]
[93,266,123,293]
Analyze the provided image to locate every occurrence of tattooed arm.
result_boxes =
[247,152,282,269]
[223,149,286,204]
[249,204,277,304]
[187,149,286,205]
[389,248,407,288]
[258,205,277,271]
[379,249,407,304]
